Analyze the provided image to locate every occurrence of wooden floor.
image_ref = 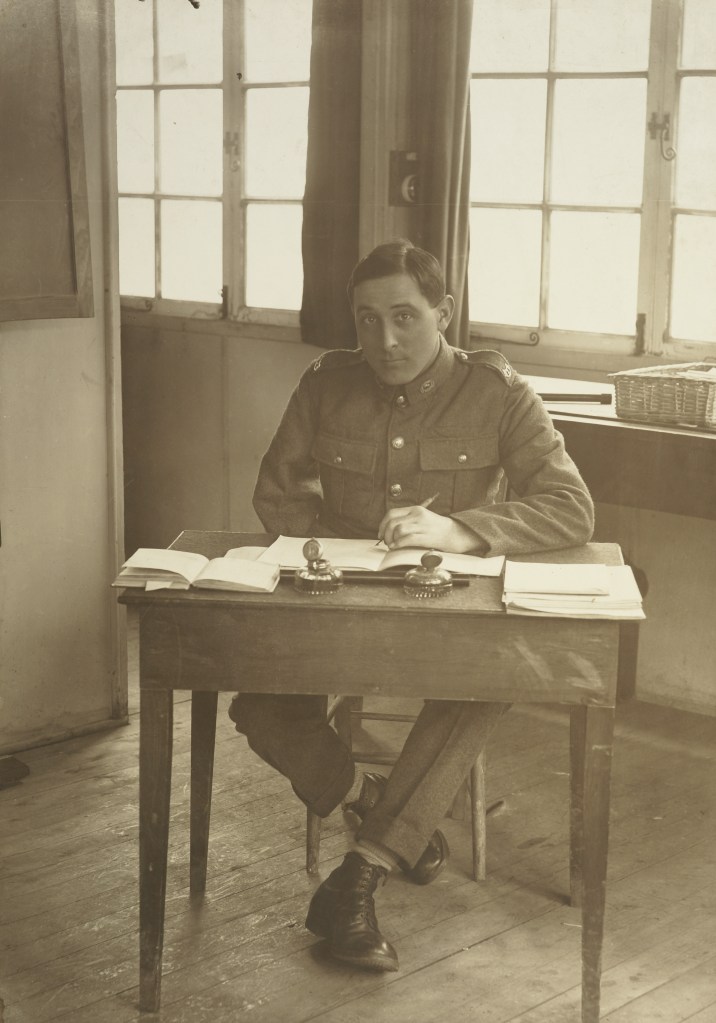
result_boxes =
[1,696,715,1023]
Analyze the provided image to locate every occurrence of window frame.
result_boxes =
[467,0,716,366]
[116,0,307,330]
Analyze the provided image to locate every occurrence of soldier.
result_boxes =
[230,239,594,973]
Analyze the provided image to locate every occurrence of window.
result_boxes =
[114,0,311,322]
[468,0,716,358]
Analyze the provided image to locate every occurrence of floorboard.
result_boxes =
[0,697,714,1023]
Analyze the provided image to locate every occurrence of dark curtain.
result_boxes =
[411,0,473,348]
[300,0,362,349]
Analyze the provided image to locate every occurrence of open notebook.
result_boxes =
[250,535,505,577]
[112,548,279,593]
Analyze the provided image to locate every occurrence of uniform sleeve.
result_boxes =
[252,369,323,536]
[452,378,594,556]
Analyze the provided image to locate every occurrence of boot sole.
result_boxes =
[330,948,399,972]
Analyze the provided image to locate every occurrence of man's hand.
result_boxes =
[378,506,484,554]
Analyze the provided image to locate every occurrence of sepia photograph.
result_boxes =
[1,1,715,1021]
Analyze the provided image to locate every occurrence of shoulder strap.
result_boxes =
[312,348,364,373]
[458,348,515,385]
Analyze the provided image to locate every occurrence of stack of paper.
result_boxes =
[502,561,645,619]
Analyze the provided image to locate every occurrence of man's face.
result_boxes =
[352,273,454,385]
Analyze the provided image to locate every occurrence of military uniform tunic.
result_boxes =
[253,337,594,554]
[233,339,596,865]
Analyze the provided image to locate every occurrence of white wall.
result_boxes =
[0,3,124,752]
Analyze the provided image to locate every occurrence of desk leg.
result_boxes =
[191,691,218,895]
[569,706,587,908]
[139,688,173,1013]
[580,705,616,1023]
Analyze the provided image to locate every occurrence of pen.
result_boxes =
[420,492,440,509]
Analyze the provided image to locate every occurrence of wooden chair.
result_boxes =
[306,696,493,881]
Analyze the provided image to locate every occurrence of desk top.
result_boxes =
[119,531,623,618]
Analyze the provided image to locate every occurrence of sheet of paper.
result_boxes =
[257,536,386,571]
[144,579,190,591]
[377,547,505,577]
[225,546,269,561]
[503,561,609,595]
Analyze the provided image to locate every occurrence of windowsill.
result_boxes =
[120,306,304,345]
[470,335,708,383]
[119,306,711,381]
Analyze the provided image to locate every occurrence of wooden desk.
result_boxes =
[120,531,628,1022]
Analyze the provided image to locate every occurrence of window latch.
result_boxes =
[223,131,239,157]
[648,112,676,162]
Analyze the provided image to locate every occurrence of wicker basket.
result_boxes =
[610,361,716,431]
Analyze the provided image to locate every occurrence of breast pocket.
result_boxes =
[311,432,377,518]
[419,435,502,511]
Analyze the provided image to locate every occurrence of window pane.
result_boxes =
[548,212,640,334]
[551,80,646,206]
[671,216,716,342]
[681,0,716,69]
[469,209,542,326]
[470,0,550,72]
[118,198,155,297]
[245,0,312,83]
[246,204,303,309]
[116,91,154,194]
[553,0,651,71]
[675,78,716,210]
[245,87,309,199]
[115,0,153,85]
[160,200,222,302]
[470,80,547,203]
[157,0,222,84]
[159,90,223,197]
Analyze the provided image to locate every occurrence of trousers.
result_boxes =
[229,693,510,867]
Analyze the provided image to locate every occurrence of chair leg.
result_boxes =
[305,695,354,876]
[306,810,321,875]
[470,752,487,881]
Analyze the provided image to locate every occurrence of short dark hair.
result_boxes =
[347,239,445,308]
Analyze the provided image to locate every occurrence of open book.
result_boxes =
[503,561,644,619]
[252,536,505,577]
[112,548,279,593]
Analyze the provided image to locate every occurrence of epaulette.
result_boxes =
[455,348,514,385]
[312,348,364,372]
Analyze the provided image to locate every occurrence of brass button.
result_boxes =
[419,379,434,394]
[391,436,405,450]
[395,394,407,408]
[390,483,403,498]
[457,351,468,361]
[334,455,343,465]
[504,364,512,377]
[458,453,468,464]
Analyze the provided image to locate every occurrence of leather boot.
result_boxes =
[305,851,399,971]
[343,772,449,885]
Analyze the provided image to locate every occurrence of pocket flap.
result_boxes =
[419,435,498,470]
[311,433,377,474]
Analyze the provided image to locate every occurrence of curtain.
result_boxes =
[411,0,473,348]
[300,0,362,349]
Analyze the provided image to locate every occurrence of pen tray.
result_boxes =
[610,360,716,431]
[280,569,471,586]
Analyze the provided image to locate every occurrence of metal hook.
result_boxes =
[648,112,676,162]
